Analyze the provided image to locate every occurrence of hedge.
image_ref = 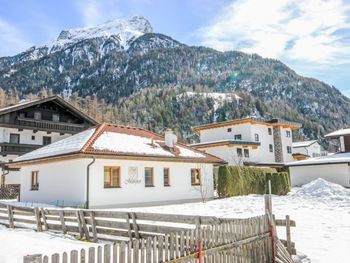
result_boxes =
[217,166,291,197]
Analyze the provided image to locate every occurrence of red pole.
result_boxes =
[270,220,276,263]
[198,240,203,263]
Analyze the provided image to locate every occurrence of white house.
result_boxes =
[190,117,301,166]
[10,123,224,208]
[0,96,97,187]
[288,128,350,187]
[292,140,327,158]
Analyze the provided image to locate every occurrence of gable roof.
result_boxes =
[325,128,350,138]
[287,152,348,166]
[292,140,318,148]
[192,117,301,132]
[14,123,225,164]
[0,96,98,125]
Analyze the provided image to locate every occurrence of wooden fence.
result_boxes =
[23,215,273,263]
[0,202,296,263]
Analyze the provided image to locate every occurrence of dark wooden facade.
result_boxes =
[0,96,97,156]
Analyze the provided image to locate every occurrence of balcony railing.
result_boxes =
[0,143,42,156]
[16,117,85,133]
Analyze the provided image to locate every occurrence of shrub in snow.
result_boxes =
[217,166,291,197]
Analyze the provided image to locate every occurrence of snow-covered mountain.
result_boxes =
[0,16,350,140]
[52,16,153,52]
[0,16,154,67]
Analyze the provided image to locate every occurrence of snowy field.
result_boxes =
[118,178,350,263]
[0,225,98,263]
[1,178,349,263]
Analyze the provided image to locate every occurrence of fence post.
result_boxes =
[34,207,42,232]
[7,205,14,228]
[23,254,42,263]
[286,215,292,254]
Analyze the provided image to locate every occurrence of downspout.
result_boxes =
[86,157,96,209]
[1,166,9,187]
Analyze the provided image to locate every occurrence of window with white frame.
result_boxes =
[287,146,292,154]
[145,167,154,187]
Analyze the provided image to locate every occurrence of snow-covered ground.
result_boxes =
[118,179,350,263]
[0,225,98,263]
[0,179,349,263]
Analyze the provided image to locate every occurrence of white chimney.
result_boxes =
[164,128,177,148]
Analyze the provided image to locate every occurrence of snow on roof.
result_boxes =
[13,123,220,164]
[325,128,350,137]
[92,131,174,157]
[287,152,350,166]
[292,140,318,148]
[15,128,96,162]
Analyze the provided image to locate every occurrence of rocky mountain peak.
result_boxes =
[54,16,153,50]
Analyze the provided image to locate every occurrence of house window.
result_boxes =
[34,111,42,120]
[43,136,51,146]
[244,149,249,158]
[237,148,243,157]
[227,128,232,132]
[10,133,20,144]
[287,146,292,154]
[254,133,259,142]
[234,134,242,140]
[145,167,154,187]
[268,128,272,135]
[104,166,121,188]
[52,113,60,122]
[191,168,201,185]
[163,168,170,186]
[31,135,35,141]
[286,130,291,138]
[269,144,273,152]
[31,171,39,191]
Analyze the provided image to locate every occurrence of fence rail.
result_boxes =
[0,201,296,263]
[23,215,273,263]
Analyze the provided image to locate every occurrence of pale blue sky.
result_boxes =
[0,0,349,96]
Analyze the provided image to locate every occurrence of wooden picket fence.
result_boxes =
[23,215,273,263]
[0,202,296,263]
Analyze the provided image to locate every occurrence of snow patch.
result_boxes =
[291,178,350,201]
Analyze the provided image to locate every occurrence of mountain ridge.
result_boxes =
[0,16,348,140]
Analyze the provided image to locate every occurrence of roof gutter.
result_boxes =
[86,157,95,209]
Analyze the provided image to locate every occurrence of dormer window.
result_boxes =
[34,111,41,120]
[234,134,242,140]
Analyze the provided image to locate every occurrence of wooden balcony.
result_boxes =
[16,117,85,134]
[0,143,42,156]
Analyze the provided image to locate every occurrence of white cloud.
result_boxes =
[76,0,123,27]
[199,0,350,65]
[0,18,32,57]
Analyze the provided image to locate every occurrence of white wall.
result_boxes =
[280,127,293,163]
[89,159,214,208]
[292,143,323,158]
[199,123,252,142]
[20,159,87,205]
[0,127,70,147]
[1,127,71,185]
[289,163,350,187]
[19,158,215,208]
